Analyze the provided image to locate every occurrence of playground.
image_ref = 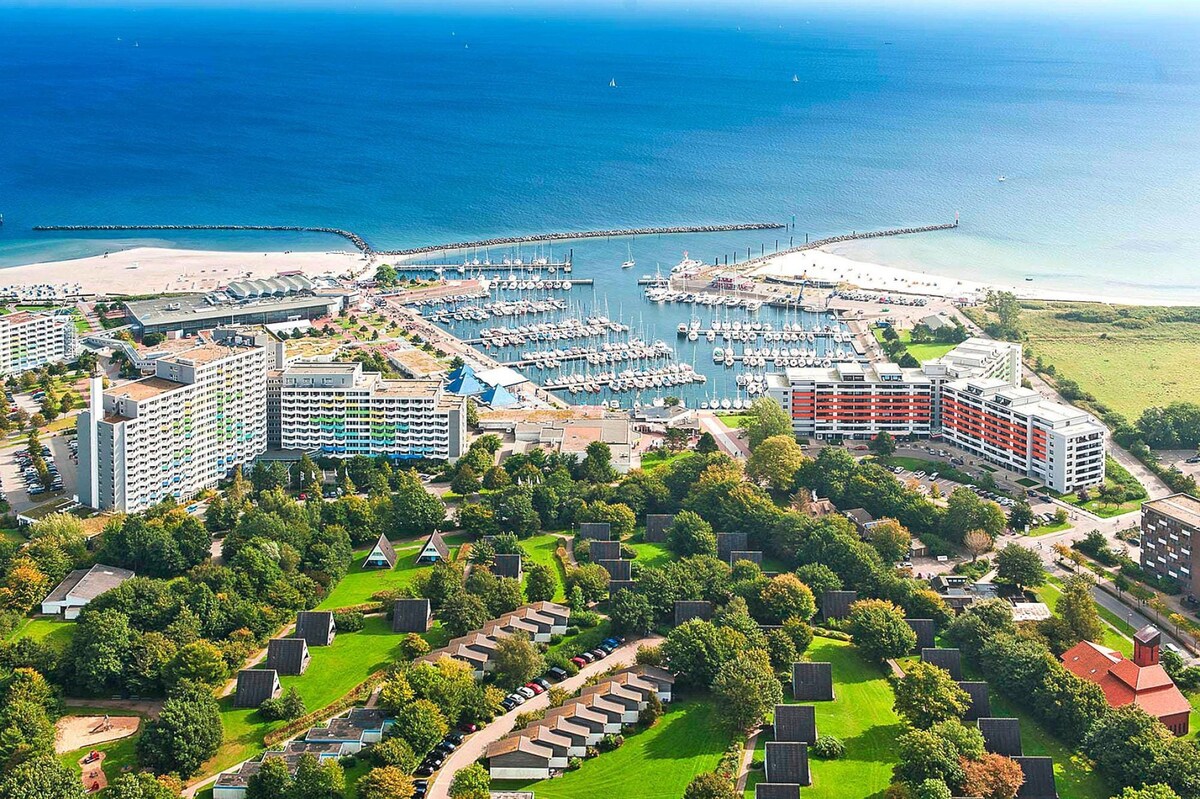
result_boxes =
[55,714,141,792]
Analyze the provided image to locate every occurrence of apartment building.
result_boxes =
[1141,494,1200,595]
[940,377,1105,492]
[766,337,1104,493]
[0,311,78,376]
[276,362,466,460]
[77,340,269,512]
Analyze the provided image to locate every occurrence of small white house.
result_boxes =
[40,564,135,619]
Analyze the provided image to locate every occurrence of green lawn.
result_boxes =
[315,533,469,610]
[988,692,1109,799]
[8,617,77,650]
[640,449,691,472]
[744,637,902,799]
[872,329,958,365]
[206,614,405,775]
[717,413,753,430]
[0,527,25,544]
[522,533,568,601]
[1028,521,1073,537]
[626,539,675,569]
[493,696,731,799]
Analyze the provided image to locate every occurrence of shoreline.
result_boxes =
[0,247,370,297]
[0,242,1191,308]
[751,246,1192,307]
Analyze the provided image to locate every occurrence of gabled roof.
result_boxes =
[366,533,397,568]
[295,611,336,645]
[419,531,451,561]
[492,552,522,579]
[392,598,432,633]
[487,735,554,760]
[480,382,518,408]
[266,638,309,675]
[235,669,281,707]
[446,365,485,395]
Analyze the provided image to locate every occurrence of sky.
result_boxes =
[2,0,1197,11]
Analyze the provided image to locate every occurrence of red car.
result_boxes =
[525,682,545,695]
[570,656,587,668]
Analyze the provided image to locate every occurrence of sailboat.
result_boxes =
[792,74,799,83]
[609,78,617,88]
[621,243,635,269]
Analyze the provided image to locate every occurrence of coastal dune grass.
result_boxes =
[492,696,730,799]
[743,637,902,799]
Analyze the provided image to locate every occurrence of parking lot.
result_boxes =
[0,433,77,514]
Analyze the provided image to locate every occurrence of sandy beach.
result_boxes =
[0,247,371,296]
[751,247,1140,304]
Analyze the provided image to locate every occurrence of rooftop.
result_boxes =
[107,376,185,403]
[1144,494,1200,530]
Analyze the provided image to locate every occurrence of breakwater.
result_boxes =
[734,222,958,270]
[31,222,786,258]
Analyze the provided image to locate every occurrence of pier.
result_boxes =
[33,221,786,258]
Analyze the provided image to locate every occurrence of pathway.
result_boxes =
[697,412,749,459]
[426,634,663,799]
[733,728,762,795]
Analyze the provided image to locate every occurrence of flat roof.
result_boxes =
[125,292,335,327]
[108,376,185,402]
[173,343,257,365]
[1145,494,1200,529]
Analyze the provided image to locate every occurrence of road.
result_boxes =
[696,412,748,459]
[426,634,663,799]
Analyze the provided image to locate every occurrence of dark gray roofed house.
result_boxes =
[792,662,834,701]
[645,514,675,543]
[773,704,817,743]
[1014,756,1058,799]
[40,564,136,619]
[674,600,713,627]
[417,531,451,563]
[493,553,523,580]
[957,682,991,721]
[717,532,748,562]
[764,742,811,786]
[363,533,397,569]
[597,559,632,581]
[579,522,612,541]
[392,598,432,633]
[235,669,281,707]
[589,540,623,561]
[755,785,801,799]
[844,508,875,536]
[730,551,764,567]
[296,611,336,646]
[905,619,936,651]
[266,638,310,675]
[979,717,1023,757]
[821,590,858,621]
[922,648,963,680]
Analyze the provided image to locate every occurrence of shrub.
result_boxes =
[259,687,306,721]
[332,609,365,632]
[811,735,845,759]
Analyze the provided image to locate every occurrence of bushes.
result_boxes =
[259,687,307,721]
[332,609,365,632]
[811,735,845,760]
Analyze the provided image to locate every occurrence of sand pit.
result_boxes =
[55,714,140,754]
[78,751,108,792]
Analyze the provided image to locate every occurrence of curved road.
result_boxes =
[427,634,663,799]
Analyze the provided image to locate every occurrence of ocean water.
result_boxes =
[1,4,1199,301]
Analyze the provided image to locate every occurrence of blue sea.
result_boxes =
[1,3,1199,301]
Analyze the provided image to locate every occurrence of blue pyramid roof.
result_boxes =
[446,366,485,395]
[480,383,518,408]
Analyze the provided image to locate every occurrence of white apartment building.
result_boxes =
[277,362,466,460]
[0,311,78,376]
[766,337,1105,492]
[77,340,268,512]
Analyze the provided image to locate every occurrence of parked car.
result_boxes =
[516,686,535,699]
[524,682,545,695]
[546,667,568,681]
[415,766,433,777]
[499,696,517,711]
[458,723,478,734]
[446,731,465,744]
[435,740,457,753]
[532,677,552,691]
[507,692,527,705]
[570,656,587,668]
[589,649,608,660]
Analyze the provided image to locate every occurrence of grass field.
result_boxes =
[7,616,77,650]
[717,412,753,430]
[522,532,569,601]
[872,328,959,365]
[1028,521,1073,536]
[970,302,1200,420]
[640,449,691,472]
[205,614,405,775]
[316,533,469,610]
[988,692,1109,799]
[626,539,675,569]
[493,696,731,799]
[744,637,902,799]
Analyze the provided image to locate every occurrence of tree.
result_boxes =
[164,641,228,688]
[610,589,654,635]
[663,619,745,687]
[867,519,912,565]
[711,648,782,731]
[964,529,993,563]
[451,466,481,497]
[566,563,609,603]
[1008,502,1035,532]
[524,562,557,603]
[683,772,736,799]
[440,593,488,638]
[746,434,806,492]
[395,699,449,758]
[847,599,916,663]
[759,573,816,624]
[246,756,293,799]
[0,754,83,799]
[136,682,222,778]
[995,543,1045,589]
[1116,787,1183,799]
[491,633,545,689]
[1057,574,1103,644]
[667,510,717,558]
[893,661,971,728]
[795,563,842,600]
[106,774,180,799]
[961,753,1025,799]
[696,431,719,454]
[913,779,953,799]
[481,465,510,491]
[292,752,345,799]
[487,487,540,537]
[356,767,414,799]
[448,763,491,799]
[742,397,793,449]
[577,441,616,484]
[869,431,897,457]
[389,472,446,536]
